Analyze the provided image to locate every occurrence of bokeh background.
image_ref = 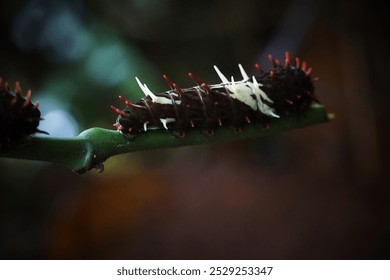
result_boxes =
[1,0,389,259]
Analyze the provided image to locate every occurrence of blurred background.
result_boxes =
[0,0,389,259]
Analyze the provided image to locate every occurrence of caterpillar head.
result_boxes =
[258,53,318,116]
[111,105,142,139]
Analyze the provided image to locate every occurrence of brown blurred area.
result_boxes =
[1,0,389,259]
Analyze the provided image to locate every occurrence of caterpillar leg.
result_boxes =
[171,129,187,139]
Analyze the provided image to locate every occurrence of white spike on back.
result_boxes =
[230,76,237,94]
[213,65,229,84]
[252,76,273,103]
[238,64,249,81]
[143,83,157,100]
[135,77,148,96]
[136,76,173,104]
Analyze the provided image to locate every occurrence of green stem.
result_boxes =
[1,105,330,173]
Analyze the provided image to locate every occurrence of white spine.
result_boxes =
[213,65,229,84]
[238,64,249,81]
[135,77,175,105]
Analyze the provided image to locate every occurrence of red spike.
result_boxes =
[161,74,185,96]
[33,101,40,109]
[173,83,184,96]
[23,90,32,107]
[255,63,262,72]
[296,95,301,99]
[188,72,211,92]
[285,51,290,68]
[119,95,135,107]
[111,105,126,116]
[15,81,21,94]
[286,99,293,105]
[270,70,274,78]
[201,82,211,93]
[218,118,222,126]
[268,54,276,67]
[295,57,300,69]
[190,120,195,128]
[301,61,307,71]
[163,74,175,89]
[306,67,312,76]
[245,115,251,124]
[275,59,281,66]
[188,72,200,85]
[11,97,17,105]
[312,77,319,82]
[113,123,118,127]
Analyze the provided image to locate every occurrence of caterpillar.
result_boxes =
[112,51,319,139]
[0,78,45,153]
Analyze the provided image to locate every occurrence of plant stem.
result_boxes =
[1,105,330,173]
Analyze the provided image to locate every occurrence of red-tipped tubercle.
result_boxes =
[254,63,262,72]
[118,95,134,107]
[301,61,307,71]
[23,90,32,107]
[188,72,201,85]
[295,57,300,69]
[162,74,184,95]
[15,81,21,94]
[11,97,17,105]
[268,54,276,67]
[111,105,126,116]
[163,74,175,89]
[285,51,291,68]
[188,72,211,92]
[173,83,184,96]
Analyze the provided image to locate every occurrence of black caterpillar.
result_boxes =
[0,79,45,153]
[112,52,319,139]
